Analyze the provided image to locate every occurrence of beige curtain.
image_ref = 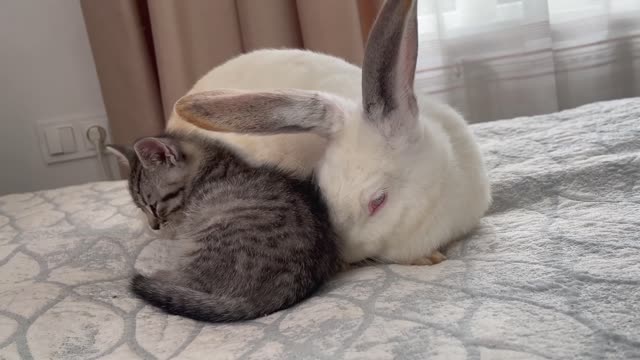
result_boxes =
[80,0,384,146]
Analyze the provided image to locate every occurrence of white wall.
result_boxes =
[0,0,111,195]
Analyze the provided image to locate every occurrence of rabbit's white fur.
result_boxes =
[167,0,491,264]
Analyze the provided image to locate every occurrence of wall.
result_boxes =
[0,0,112,195]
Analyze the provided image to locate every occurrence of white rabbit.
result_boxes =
[167,0,491,265]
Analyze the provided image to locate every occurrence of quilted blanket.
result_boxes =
[1,98,639,359]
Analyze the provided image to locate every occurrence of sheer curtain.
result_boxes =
[415,0,640,122]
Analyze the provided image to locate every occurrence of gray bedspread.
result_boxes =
[1,98,639,359]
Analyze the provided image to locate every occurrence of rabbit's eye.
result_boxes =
[368,191,387,216]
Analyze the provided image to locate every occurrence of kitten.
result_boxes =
[107,132,339,322]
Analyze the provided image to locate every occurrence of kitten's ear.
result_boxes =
[105,144,135,168]
[133,137,181,169]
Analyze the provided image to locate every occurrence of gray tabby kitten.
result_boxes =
[107,132,339,322]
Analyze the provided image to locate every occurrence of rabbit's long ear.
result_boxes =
[174,89,343,138]
[362,0,419,136]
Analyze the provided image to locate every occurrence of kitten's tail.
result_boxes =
[130,274,266,322]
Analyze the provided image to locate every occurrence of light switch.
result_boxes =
[44,126,77,156]
[44,127,64,155]
[59,126,77,153]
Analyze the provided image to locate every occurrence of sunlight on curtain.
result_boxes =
[415,0,640,122]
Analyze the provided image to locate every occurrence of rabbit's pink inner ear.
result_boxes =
[398,1,418,92]
[362,0,419,132]
[174,90,340,138]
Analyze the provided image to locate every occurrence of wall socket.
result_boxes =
[36,114,111,164]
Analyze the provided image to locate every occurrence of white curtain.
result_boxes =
[415,0,640,122]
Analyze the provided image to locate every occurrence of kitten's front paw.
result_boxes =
[410,250,447,266]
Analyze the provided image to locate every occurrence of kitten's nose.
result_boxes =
[149,221,160,230]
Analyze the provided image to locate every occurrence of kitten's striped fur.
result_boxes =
[109,132,339,322]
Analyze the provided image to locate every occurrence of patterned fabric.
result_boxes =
[1,98,639,359]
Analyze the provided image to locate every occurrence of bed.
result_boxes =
[1,98,639,360]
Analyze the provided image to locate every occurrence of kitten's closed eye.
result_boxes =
[157,187,185,218]
[160,188,184,202]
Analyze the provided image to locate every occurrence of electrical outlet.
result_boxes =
[81,121,110,151]
[36,114,110,164]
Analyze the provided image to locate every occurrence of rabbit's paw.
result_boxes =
[411,250,447,266]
